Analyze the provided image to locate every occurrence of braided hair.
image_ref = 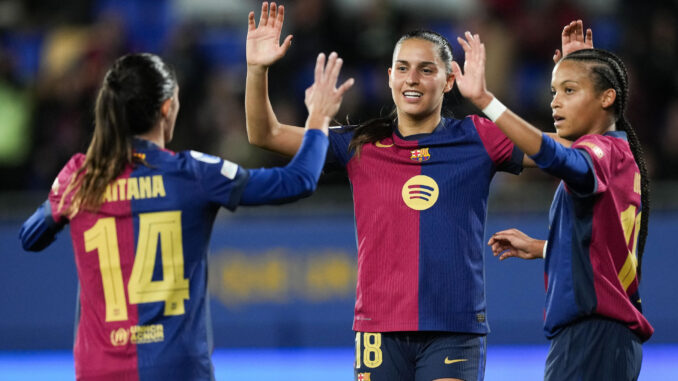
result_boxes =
[347,30,454,156]
[564,49,650,280]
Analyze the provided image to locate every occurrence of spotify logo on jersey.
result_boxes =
[402,175,439,210]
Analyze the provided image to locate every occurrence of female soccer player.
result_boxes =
[244,3,591,380]
[454,32,653,380]
[19,51,352,380]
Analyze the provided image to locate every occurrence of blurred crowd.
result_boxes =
[0,0,676,192]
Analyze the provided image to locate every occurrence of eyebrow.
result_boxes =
[554,80,579,86]
[395,60,437,66]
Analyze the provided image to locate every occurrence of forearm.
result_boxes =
[239,129,328,205]
[245,66,304,156]
[245,66,279,146]
[19,200,64,251]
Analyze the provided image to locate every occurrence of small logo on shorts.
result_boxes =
[444,357,468,365]
[357,372,371,381]
[476,313,486,323]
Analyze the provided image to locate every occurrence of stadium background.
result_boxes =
[0,0,677,379]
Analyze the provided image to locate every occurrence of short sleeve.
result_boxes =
[181,150,249,211]
[326,125,355,169]
[571,135,615,195]
[48,153,86,223]
[470,115,523,174]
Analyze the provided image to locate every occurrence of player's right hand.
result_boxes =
[488,228,544,261]
[304,52,354,134]
[246,2,293,69]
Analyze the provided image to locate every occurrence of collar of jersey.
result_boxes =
[604,130,628,141]
[391,118,445,147]
[132,137,161,151]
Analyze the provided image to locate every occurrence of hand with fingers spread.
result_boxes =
[304,52,355,134]
[553,20,594,63]
[451,32,494,110]
[247,2,293,69]
[488,229,545,261]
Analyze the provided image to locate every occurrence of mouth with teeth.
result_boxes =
[403,90,423,101]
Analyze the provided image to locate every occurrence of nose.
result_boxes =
[406,70,419,85]
[550,92,561,110]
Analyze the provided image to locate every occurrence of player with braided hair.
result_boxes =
[454,28,653,380]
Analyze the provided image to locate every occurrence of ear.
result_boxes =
[160,97,173,117]
[444,72,455,93]
[387,67,393,89]
[601,88,616,109]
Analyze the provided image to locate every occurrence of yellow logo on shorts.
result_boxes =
[402,175,439,210]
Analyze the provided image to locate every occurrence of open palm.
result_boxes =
[246,2,293,67]
[451,32,488,104]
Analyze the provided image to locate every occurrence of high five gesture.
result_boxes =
[247,2,293,69]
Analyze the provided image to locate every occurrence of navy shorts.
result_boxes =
[354,331,486,381]
[545,316,643,381]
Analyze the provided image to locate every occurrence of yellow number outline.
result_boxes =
[355,332,383,369]
[83,211,190,322]
[618,205,641,291]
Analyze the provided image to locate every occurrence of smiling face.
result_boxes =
[388,38,454,123]
[550,59,616,140]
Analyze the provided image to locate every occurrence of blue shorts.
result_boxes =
[545,316,643,381]
[354,331,486,381]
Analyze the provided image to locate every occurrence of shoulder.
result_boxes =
[328,125,356,137]
[64,153,86,172]
[176,150,240,181]
[572,134,622,162]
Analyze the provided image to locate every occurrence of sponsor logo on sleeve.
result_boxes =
[221,160,238,180]
[575,142,604,159]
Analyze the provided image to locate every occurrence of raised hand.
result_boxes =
[488,229,545,261]
[553,20,593,63]
[451,32,493,109]
[304,52,355,133]
[246,2,293,68]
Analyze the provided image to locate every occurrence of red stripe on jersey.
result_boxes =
[67,166,141,380]
[349,141,421,332]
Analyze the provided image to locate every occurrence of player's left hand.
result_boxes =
[452,32,493,109]
[553,20,593,63]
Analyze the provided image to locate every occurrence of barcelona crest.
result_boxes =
[410,147,431,162]
[357,373,371,381]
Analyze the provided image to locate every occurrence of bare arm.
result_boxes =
[245,2,304,157]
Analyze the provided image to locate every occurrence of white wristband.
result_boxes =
[542,240,548,259]
[481,97,507,122]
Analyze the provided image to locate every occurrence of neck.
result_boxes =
[396,111,441,137]
[135,123,165,148]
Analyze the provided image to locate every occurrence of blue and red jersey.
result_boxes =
[19,131,327,380]
[327,116,522,334]
[531,131,653,342]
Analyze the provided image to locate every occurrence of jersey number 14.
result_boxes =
[83,211,190,322]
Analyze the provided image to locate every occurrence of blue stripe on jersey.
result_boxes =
[415,120,498,333]
[544,183,596,338]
